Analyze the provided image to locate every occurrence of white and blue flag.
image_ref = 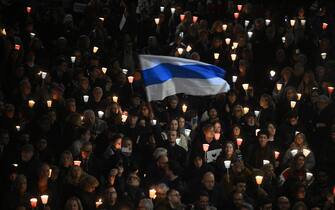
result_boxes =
[139,55,230,101]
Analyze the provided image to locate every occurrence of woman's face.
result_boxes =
[69,200,79,210]
[296,156,305,169]
[214,122,221,133]
[259,97,268,108]
[233,126,241,136]
[113,138,122,150]
[295,134,304,146]
[170,120,178,131]
[141,106,149,117]
[228,94,237,103]
[225,143,234,156]
[62,154,73,167]
[194,157,203,168]
[233,107,243,118]
[267,124,276,136]
[178,117,185,129]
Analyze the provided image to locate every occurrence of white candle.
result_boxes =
[243,107,249,114]
[184,129,191,137]
[244,20,250,27]
[236,138,243,147]
[300,19,306,26]
[255,175,263,185]
[274,151,280,160]
[112,96,118,103]
[186,45,192,52]
[93,46,99,53]
[154,18,160,25]
[177,47,184,55]
[101,67,107,74]
[322,22,328,30]
[276,83,283,91]
[151,119,157,126]
[98,111,104,119]
[254,110,260,117]
[255,129,260,136]
[73,160,81,166]
[182,104,187,113]
[99,17,104,22]
[180,14,185,22]
[232,42,238,49]
[290,19,296,27]
[83,95,89,103]
[160,6,164,12]
[28,100,35,108]
[122,69,128,75]
[202,144,209,152]
[47,100,52,108]
[30,198,38,208]
[290,101,296,109]
[16,125,21,131]
[231,53,237,61]
[149,189,156,199]
[242,83,249,91]
[121,113,128,123]
[48,169,52,178]
[224,160,231,169]
[306,172,313,181]
[303,149,311,157]
[41,195,49,205]
[41,72,47,79]
[30,32,36,38]
[170,8,175,14]
[192,16,198,23]
[270,70,276,77]
[128,76,134,84]
[290,149,298,157]
[237,4,243,11]
[321,52,327,60]
[225,38,231,45]
[247,31,253,38]
[222,24,228,31]
[232,75,237,83]
[214,53,220,60]
[297,93,302,101]
[263,160,270,165]
[265,19,271,26]
[282,36,286,43]
[70,56,76,63]
[234,12,239,19]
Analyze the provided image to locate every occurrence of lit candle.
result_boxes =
[232,75,237,83]
[149,189,156,199]
[121,113,128,123]
[255,175,263,185]
[192,16,198,23]
[73,160,81,166]
[244,20,250,28]
[180,14,185,22]
[184,129,191,137]
[232,42,238,49]
[186,45,192,52]
[83,95,89,103]
[112,96,118,103]
[300,19,306,26]
[224,160,231,168]
[15,44,21,50]
[1,28,6,36]
[154,18,160,25]
[243,107,249,114]
[306,172,313,181]
[202,144,209,152]
[263,160,270,165]
[128,76,134,84]
[16,125,21,131]
[214,53,220,60]
[290,19,296,27]
[151,119,157,126]
[274,151,280,160]
[282,36,286,43]
[254,110,260,117]
[236,138,243,147]
[170,8,175,14]
[28,100,35,108]
[12,163,18,167]
[303,148,311,157]
[290,149,298,157]
[231,53,237,61]
[242,83,249,92]
[96,198,103,208]
[93,46,99,53]
[237,4,243,11]
[255,129,260,136]
[48,169,52,178]
[182,104,187,113]
[270,70,276,78]
[290,101,296,109]
[30,32,36,38]
[47,100,52,108]
[247,31,253,38]
[321,52,327,60]
[98,111,104,119]
[101,67,107,74]
[276,83,283,91]
[222,24,228,31]
[41,195,49,205]
[26,7,32,14]
[41,72,47,79]
[71,56,76,63]
[265,19,271,26]
[160,6,164,12]
[225,38,231,45]
[322,22,328,30]
[30,198,38,208]
[122,69,128,75]
[297,93,302,100]
[234,12,239,20]
[99,17,104,22]
[177,47,184,55]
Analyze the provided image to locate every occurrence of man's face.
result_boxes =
[202,173,215,190]
[235,182,247,193]
[277,197,290,210]
[198,196,209,208]
[168,131,177,144]
[157,155,168,169]
[204,127,214,141]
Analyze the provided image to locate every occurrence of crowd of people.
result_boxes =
[0,0,335,209]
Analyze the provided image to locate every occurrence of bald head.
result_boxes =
[202,171,215,190]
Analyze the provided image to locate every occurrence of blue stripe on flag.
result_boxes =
[142,63,226,86]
